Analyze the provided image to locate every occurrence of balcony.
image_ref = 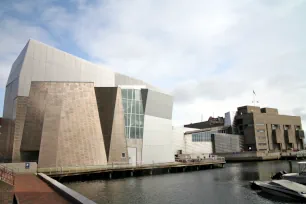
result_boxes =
[296,130,305,139]
[272,129,283,143]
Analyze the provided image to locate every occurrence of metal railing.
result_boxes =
[38,158,225,176]
[0,165,15,186]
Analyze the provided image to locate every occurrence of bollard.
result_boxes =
[109,172,112,179]
[131,171,133,177]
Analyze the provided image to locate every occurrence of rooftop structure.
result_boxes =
[184,116,225,129]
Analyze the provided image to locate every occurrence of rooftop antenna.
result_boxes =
[252,90,259,106]
[201,114,203,122]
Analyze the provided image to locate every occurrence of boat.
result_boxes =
[250,180,306,201]
[282,161,306,185]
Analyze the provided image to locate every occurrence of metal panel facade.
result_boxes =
[144,89,173,120]
[142,115,174,164]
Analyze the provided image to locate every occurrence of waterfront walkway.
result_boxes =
[14,174,70,204]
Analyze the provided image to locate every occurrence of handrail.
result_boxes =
[0,165,15,186]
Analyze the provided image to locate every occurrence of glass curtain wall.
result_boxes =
[121,89,144,139]
[192,131,217,142]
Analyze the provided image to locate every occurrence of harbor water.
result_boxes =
[64,160,304,204]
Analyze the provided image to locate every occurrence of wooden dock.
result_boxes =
[38,159,226,181]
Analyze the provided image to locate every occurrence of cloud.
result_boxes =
[293,108,306,121]
[172,79,252,104]
[0,17,56,87]
[0,0,305,130]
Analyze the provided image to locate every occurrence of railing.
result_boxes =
[297,150,306,158]
[0,165,15,186]
[38,158,225,176]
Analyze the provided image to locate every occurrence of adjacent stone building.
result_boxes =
[234,106,304,151]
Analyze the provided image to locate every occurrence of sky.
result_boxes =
[0,0,306,127]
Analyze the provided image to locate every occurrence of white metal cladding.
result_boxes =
[143,89,173,120]
[142,115,174,164]
[171,126,199,155]
[171,127,186,155]
[4,39,169,118]
[184,134,213,154]
[17,39,115,96]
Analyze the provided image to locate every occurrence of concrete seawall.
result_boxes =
[216,151,282,161]
[38,173,96,204]
[0,180,14,203]
[1,162,37,174]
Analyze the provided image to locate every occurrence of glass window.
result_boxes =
[122,153,126,158]
[136,101,140,114]
[126,100,130,113]
[135,127,140,138]
[136,115,140,126]
[122,89,128,99]
[139,127,143,138]
[139,102,143,114]
[135,90,141,100]
[130,127,136,138]
[122,99,127,110]
[127,114,131,126]
[140,115,144,127]
[124,115,128,126]
[131,114,136,126]
[127,89,132,99]
[121,89,145,139]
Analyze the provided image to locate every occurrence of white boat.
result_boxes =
[250,180,306,200]
[283,161,306,185]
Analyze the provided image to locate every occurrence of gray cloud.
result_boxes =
[172,79,251,104]
[0,0,306,127]
[293,108,306,121]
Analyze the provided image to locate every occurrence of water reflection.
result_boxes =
[64,160,304,204]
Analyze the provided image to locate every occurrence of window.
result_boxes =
[122,153,126,158]
[257,130,265,133]
[192,131,212,142]
[258,143,266,146]
[257,136,266,140]
[121,89,145,139]
[272,124,279,130]
[256,123,265,126]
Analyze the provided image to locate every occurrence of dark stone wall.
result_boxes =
[95,87,128,164]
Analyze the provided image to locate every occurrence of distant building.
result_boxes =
[184,116,225,129]
[172,126,243,158]
[234,106,305,152]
